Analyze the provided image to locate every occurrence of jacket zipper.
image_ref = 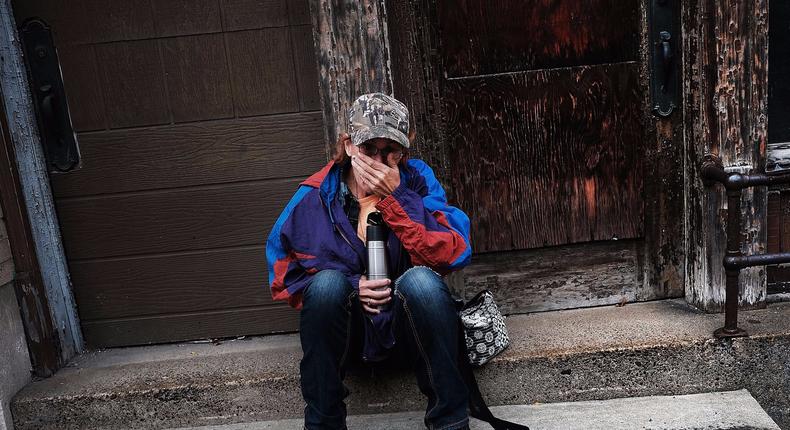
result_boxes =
[334,223,353,247]
[323,183,365,264]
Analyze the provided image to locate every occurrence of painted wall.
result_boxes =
[0,189,29,429]
[0,281,30,430]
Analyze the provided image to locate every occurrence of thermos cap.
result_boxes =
[366,224,386,242]
[366,212,387,242]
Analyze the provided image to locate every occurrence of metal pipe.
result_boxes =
[701,154,790,337]
[724,253,790,270]
[702,156,790,190]
[742,173,790,188]
[714,189,748,338]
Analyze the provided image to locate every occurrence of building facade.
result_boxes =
[0,1,787,426]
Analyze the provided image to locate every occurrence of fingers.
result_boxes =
[352,155,386,179]
[358,276,392,315]
[352,156,390,195]
[359,279,390,297]
[352,153,400,198]
[386,151,400,168]
[362,302,381,314]
[363,294,391,306]
[355,151,389,172]
[361,288,391,300]
[360,292,391,315]
[351,162,375,185]
[360,278,390,288]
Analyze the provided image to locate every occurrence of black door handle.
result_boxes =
[649,0,677,117]
[20,19,80,172]
[659,31,673,93]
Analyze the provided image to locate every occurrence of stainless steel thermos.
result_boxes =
[365,212,388,280]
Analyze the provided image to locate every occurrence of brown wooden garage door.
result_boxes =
[12,0,324,347]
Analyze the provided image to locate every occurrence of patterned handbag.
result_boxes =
[459,289,510,366]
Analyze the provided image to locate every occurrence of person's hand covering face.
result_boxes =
[351,142,401,198]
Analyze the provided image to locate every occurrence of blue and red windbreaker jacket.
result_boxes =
[266,158,472,360]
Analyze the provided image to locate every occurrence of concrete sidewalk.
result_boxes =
[12,299,790,429]
[172,390,780,430]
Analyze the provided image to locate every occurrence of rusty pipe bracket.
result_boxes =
[701,154,726,187]
[702,153,790,189]
[701,154,753,190]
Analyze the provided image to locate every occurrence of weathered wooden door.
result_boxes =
[440,1,642,252]
[12,0,324,347]
[388,0,674,312]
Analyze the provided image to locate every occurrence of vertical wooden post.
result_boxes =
[0,86,61,376]
[308,0,394,155]
[0,0,82,363]
[683,0,769,311]
[383,0,450,181]
[639,0,687,303]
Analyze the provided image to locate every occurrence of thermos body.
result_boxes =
[366,212,389,281]
[365,213,390,310]
[366,240,388,280]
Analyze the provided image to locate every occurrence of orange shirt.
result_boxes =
[356,194,382,241]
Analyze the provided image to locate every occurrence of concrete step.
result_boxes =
[12,299,790,430]
[170,390,780,430]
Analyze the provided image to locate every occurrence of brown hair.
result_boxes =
[331,135,351,165]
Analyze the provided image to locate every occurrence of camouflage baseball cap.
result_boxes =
[348,93,410,148]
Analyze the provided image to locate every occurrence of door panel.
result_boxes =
[439,0,640,77]
[70,248,275,319]
[438,0,644,253]
[95,39,171,128]
[225,28,300,116]
[161,34,235,123]
[80,305,298,348]
[51,113,323,197]
[55,179,299,260]
[55,45,106,131]
[444,63,643,252]
[152,0,223,37]
[13,0,322,347]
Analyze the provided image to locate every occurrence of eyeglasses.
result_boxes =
[359,143,404,160]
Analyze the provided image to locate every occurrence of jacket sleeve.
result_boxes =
[266,185,313,309]
[266,185,361,309]
[376,159,472,273]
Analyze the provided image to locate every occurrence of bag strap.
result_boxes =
[457,319,530,430]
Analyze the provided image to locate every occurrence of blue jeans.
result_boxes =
[299,267,470,430]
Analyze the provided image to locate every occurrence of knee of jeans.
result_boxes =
[304,269,353,308]
[396,266,448,303]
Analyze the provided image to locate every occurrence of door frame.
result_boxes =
[0,0,83,374]
[307,0,771,311]
[681,0,769,311]
[382,0,686,303]
[0,84,61,377]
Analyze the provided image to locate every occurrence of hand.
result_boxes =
[359,275,392,314]
[351,151,401,198]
